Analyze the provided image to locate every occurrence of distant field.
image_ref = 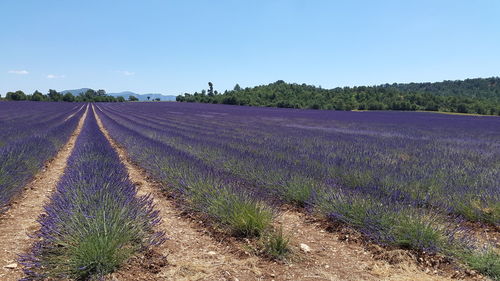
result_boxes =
[1,102,499,280]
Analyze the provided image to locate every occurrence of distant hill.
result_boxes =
[108,91,177,101]
[176,77,500,116]
[60,88,176,101]
[60,88,92,96]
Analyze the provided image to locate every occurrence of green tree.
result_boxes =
[128,95,139,101]
[84,89,97,101]
[208,82,214,96]
[63,93,75,102]
[6,90,27,101]
[170,78,500,115]
[48,89,62,101]
[31,90,45,101]
[457,103,469,113]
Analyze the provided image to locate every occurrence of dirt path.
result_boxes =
[64,104,85,121]
[95,105,471,281]
[0,104,89,281]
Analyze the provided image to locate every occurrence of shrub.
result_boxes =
[454,248,500,280]
[281,176,316,207]
[261,227,290,260]
[200,187,273,237]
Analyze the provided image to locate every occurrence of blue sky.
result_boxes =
[1,0,499,95]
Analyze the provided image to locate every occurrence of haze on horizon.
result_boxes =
[1,0,499,95]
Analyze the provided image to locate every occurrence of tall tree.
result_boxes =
[31,90,45,101]
[63,93,75,102]
[48,89,62,101]
[84,89,97,101]
[208,82,214,96]
[6,90,27,101]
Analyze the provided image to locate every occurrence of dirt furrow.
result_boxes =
[274,210,462,281]
[94,106,463,281]
[64,104,85,121]
[0,104,89,280]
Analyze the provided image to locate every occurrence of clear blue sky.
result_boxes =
[1,0,499,95]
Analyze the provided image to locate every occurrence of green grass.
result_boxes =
[261,227,290,260]
[36,207,144,280]
[388,213,447,251]
[282,176,316,207]
[452,249,500,280]
[317,191,452,253]
[454,197,500,226]
[191,184,274,237]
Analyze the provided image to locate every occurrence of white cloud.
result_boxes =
[8,70,29,75]
[46,74,66,79]
[116,70,135,76]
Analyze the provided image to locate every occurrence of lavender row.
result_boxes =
[21,107,163,280]
[0,103,86,213]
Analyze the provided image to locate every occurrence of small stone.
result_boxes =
[4,263,17,269]
[207,251,217,255]
[300,243,311,253]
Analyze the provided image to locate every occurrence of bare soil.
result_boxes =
[0,105,89,281]
[94,106,478,281]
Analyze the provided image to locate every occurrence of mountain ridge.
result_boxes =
[60,88,176,101]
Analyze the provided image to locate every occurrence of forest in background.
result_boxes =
[0,89,126,102]
[176,77,500,115]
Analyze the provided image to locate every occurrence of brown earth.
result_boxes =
[94,105,478,281]
[0,105,89,281]
[64,104,86,121]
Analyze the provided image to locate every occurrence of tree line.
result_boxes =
[176,78,500,116]
[0,89,125,102]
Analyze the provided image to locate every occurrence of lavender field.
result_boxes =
[95,102,499,278]
[0,102,85,213]
[1,101,499,280]
[96,102,500,225]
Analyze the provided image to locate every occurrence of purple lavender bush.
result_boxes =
[20,107,163,280]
